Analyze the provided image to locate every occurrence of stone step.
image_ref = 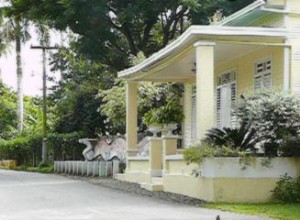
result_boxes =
[151,177,163,185]
[114,173,126,181]
[141,182,164,192]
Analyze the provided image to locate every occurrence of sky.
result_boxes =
[0,28,64,97]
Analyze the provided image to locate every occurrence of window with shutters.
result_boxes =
[191,85,197,141]
[216,70,237,128]
[254,58,272,91]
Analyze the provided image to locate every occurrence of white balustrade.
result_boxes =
[54,160,121,177]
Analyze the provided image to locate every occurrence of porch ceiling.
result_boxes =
[135,43,268,82]
[118,26,289,82]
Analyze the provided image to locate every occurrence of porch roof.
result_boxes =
[118,26,289,82]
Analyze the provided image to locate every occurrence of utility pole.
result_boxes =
[31,45,58,164]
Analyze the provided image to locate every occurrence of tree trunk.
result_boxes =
[16,26,23,133]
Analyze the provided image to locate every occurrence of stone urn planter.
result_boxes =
[148,125,162,137]
[163,124,177,136]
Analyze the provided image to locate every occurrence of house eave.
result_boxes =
[118,26,289,79]
[218,0,266,26]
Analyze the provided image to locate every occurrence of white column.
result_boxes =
[283,45,291,91]
[183,83,192,147]
[126,81,138,156]
[194,41,215,140]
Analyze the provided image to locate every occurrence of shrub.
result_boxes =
[48,131,86,161]
[156,100,184,125]
[235,91,300,155]
[0,135,42,166]
[143,109,162,126]
[203,120,259,152]
[279,137,300,157]
[183,143,241,165]
[0,131,86,166]
[272,174,300,203]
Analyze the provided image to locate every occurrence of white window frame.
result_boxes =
[216,69,237,128]
[254,57,272,92]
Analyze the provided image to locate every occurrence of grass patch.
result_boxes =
[204,203,300,220]
[15,164,54,174]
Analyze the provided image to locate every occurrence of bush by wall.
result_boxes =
[0,132,86,166]
[272,174,300,203]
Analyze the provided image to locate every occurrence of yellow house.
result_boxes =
[116,0,300,203]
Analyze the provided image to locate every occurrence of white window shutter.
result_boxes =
[254,75,263,91]
[263,73,272,88]
[230,82,237,127]
[191,87,197,141]
[254,59,272,91]
[216,87,221,128]
[217,70,237,129]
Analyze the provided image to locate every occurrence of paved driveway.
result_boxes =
[0,170,271,220]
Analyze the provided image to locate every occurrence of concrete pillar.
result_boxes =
[126,81,138,156]
[289,43,300,95]
[162,136,178,176]
[283,45,291,91]
[183,83,192,148]
[148,137,163,177]
[194,41,215,140]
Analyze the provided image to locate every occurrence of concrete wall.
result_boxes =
[163,157,300,203]
[127,158,149,173]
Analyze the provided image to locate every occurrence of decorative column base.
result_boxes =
[148,137,163,177]
[162,136,179,176]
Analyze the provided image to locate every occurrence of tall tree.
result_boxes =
[0,3,30,132]
[12,0,252,70]
[1,1,50,133]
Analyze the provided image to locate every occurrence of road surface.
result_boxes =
[0,170,271,220]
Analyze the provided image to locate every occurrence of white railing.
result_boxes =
[54,160,120,177]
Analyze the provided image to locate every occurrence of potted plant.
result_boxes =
[143,109,162,137]
[157,101,184,136]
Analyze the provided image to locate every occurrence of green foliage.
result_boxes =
[0,82,43,139]
[98,79,126,133]
[15,164,54,173]
[201,91,300,158]
[203,121,259,152]
[155,100,184,125]
[99,80,183,132]
[0,82,18,138]
[143,109,162,126]
[0,134,42,165]
[0,131,86,166]
[279,137,300,157]
[204,203,300,220]
[119,162,126,174]
[272,174,300,203]
[37,163,54,173]
[12,0,250,69]
[235,91,300,147]
[183,144,215,165]
[183,143,240,165]
[47,132,86,161]
[142,98,184,126]
[49,48,109,136]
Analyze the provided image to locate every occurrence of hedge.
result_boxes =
[0,132,86,166]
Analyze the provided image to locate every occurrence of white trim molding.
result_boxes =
[194,41,216,47]
[118,26,289,79]
[218,0,265,26]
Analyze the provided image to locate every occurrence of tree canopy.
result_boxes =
[10,0,253,70]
